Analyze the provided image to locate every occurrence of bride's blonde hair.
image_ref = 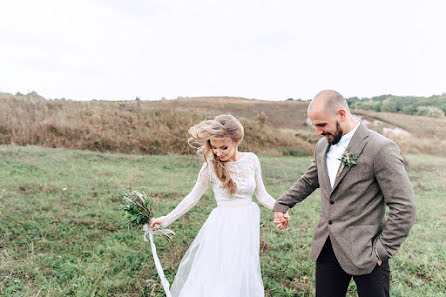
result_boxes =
[188,114,244,194]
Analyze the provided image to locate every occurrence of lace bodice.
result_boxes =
[160,152,278,228]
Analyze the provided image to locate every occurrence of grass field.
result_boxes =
[1,145,445,296]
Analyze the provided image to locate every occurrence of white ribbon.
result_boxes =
[143,223,175,297]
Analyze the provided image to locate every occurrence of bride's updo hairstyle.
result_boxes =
[188,114,244,195]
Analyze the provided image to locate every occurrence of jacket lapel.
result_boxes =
[320,141,331,190]
[330,122,369,195]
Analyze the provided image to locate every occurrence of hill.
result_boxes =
[0,93,315,156]
[1,92,445,156]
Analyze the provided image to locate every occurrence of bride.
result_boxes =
[150,114,289,297]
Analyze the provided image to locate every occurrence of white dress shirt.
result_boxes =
[326,122,360,188]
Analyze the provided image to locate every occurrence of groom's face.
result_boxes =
[309,110,344,145]
[324,121,344,145]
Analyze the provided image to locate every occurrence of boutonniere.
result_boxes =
[337,148,357,177]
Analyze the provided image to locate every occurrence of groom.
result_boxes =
[273,90,416,297]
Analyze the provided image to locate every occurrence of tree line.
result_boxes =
[346,94,446,118]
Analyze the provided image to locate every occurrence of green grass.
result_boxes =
[0,146,445,296]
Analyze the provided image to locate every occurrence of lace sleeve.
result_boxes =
[160,162,211,228]
[253,154,277,211]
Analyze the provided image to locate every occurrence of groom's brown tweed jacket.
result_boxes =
[273,122,416,275]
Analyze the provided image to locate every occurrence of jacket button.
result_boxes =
[328,220,332,225]
[330,200,334,205]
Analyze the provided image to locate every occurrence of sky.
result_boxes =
[1,0,445,101]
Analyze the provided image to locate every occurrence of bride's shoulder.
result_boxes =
[241,153,261,172]
[242,152,259,163]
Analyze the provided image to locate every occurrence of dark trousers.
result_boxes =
[316,238,390,297]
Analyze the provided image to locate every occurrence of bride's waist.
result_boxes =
[217,199,253,208]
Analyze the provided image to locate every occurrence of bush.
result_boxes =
[415,106,445,118]
[381,99,397,112]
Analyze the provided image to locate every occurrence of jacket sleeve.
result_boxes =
[273,147,320,213]
[160,162,210,228]
[373,141,416,261]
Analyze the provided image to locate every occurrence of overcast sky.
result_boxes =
[1,0,445,101]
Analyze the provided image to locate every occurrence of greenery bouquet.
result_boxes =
[120,190,174,297]
[121,190,173,240]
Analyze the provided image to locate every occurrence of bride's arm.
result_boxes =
[253,154,276,210]
[253,154,290,217]
[158,162,211,228]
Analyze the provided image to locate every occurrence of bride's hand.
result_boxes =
[282,211,290,229]
[277,217,289,230]
[149,217,167,231]
[274,211,289,230]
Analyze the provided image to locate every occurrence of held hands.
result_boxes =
[149,217,167,231]
[152,213,291,231]
[274,211,289,230]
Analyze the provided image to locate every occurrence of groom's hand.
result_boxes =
[274,211,289,230]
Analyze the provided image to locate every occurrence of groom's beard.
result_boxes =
[323,121,343,145]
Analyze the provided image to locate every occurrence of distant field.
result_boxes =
[0,93,316,157]
[1,92,445,156]
[1,146,445,296]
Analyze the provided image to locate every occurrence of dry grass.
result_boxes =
[174,96,310,129]
[1,92,444,156]
[353,109,446,155]
[0,93,313,156]
[354,109,446,138]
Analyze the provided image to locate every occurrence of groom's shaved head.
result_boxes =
[308,90,350,116]
[308,90,358,144]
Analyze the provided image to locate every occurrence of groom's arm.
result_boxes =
[373,140,416,261]
[273,154,320,214]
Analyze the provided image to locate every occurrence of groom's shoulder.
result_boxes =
[367,128,392,143]
[366,128,400,154]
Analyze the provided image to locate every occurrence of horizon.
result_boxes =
[2,90,445,102]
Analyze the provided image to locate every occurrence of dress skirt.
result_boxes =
[170,199,265,297]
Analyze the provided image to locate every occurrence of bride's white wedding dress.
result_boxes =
[159,152,280,297]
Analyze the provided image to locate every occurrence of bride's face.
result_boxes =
[210,137,238,162]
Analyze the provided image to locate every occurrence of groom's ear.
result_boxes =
[337,109,347,120]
